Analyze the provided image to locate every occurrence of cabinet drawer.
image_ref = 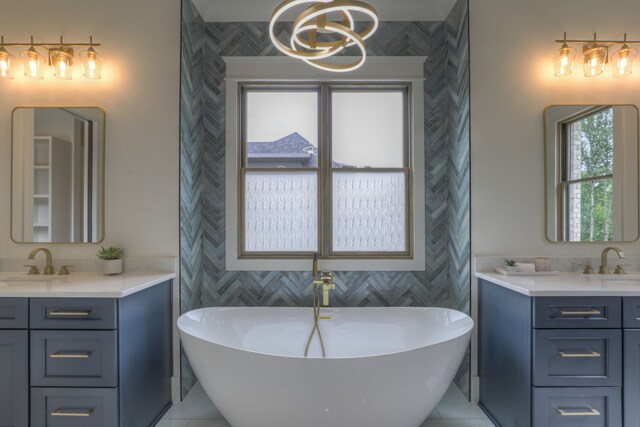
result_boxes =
[31,330,118,387]
[533,387,621,427]
[624,297,640,328]
[31,387,118,427]
[0,298,28,329]
[533,297,621,329]
[533,329,621,387]
[30,298,117,330]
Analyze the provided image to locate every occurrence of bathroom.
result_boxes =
[1,0,639,425]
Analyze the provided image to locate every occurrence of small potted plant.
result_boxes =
[504,259,518,273]
[97,246,125,275]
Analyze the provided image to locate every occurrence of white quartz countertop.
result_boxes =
[0,272,176,298]
[476,271,640,297]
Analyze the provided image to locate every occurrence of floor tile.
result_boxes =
[156,420,190,427]
[161,382,488,425]
[428,408,441,419]
[435,384,487,419]
[187,420,232,427]
[162,383,223,420]
[421,419,495,427]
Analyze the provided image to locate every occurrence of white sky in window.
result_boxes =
[246,90,404,167]
[246,92,318,148]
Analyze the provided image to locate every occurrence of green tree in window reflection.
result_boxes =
[578,108,614,241]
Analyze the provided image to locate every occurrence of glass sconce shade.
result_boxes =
[79,47,103,79]
[553,43,576,77]
[611,44,638,77]
[20,47,46,79]
[49,48,74,80]
[583,44,608,77]
[0,47,16,79]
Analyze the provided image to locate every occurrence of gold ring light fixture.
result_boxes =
[553,32,639,78]
[269,0,379,72]
[0,35,103,80]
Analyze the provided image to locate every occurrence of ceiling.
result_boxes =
[191,0,459,22]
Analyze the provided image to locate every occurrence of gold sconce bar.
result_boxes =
[553,32,639,78]
[0,35,103,80]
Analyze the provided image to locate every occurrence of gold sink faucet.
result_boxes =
[599,247,625,274]
[28,248,55,275]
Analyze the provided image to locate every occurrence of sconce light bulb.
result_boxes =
[612,43,638,77]
[553,43,576,77]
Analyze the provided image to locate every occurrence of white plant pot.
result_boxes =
[103,259,124,275]
[504,265,518,273]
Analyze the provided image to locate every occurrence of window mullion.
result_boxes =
[320,83,331,258]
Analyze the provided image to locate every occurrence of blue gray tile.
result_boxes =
[179,0,470,398]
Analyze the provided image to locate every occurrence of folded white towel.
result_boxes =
[517,263,536,272]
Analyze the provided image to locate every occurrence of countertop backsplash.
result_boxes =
[475,256,640,274]
[0,257,177,274]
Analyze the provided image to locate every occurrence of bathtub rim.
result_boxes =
[178,306,474,361]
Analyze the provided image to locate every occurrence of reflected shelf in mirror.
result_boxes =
[11,107,106,244]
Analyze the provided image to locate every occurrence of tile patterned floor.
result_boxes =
[159,383,491,427]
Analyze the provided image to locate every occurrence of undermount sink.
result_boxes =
[602,279,640,286]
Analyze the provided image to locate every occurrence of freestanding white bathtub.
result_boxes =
[178,307,473,427]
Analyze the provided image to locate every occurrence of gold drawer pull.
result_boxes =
[49,352,92,359]
[48,310,92,316]
[51,409,93,417]
[559,350,601,358]
[557,407,601,416]
[559,309,601,315]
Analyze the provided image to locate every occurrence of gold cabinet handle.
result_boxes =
[48,310,92,316]
[557,407,600,416]
[49,352,92,359]
[559,309,601,315]
[558,350,601,358]
[51,409,93,417]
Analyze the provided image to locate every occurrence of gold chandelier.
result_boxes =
[269,0,379,73]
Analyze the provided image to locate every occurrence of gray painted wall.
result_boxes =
[180,0,470,399]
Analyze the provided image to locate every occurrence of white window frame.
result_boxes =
[225,56,426,271]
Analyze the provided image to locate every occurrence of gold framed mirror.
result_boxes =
[544,104,639,243]
[11,107,105,243]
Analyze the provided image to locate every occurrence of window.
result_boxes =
[239,83,411,259]
[560,107,614,242]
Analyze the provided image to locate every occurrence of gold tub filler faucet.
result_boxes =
[304,253,336,358]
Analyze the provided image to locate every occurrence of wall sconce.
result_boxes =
[0,35,103,80]
[553,33,639,78]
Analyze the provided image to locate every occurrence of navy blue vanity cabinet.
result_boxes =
[27,280,173,427]
[624,297,640,427]
[0,298,29,427]
[479,279,623,427]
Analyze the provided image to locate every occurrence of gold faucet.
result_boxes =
[28,248,55,275]
[304,253,336,358]
[599,247,625,274]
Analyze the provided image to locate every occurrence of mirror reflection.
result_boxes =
[545,105,639,242]
[11,107,105,243]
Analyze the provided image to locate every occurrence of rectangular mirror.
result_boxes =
[12,107,105,243]
[545,105,639,242]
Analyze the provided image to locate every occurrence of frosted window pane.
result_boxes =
[245,172,317,251]
[246,91,318,169]
[332,91,404,168]
[332,172,406,252]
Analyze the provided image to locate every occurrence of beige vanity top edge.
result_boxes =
[475,271,640,297]
[0,272,176,298]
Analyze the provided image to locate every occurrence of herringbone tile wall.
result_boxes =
[180,0,470,398]
[446,0,471,397]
